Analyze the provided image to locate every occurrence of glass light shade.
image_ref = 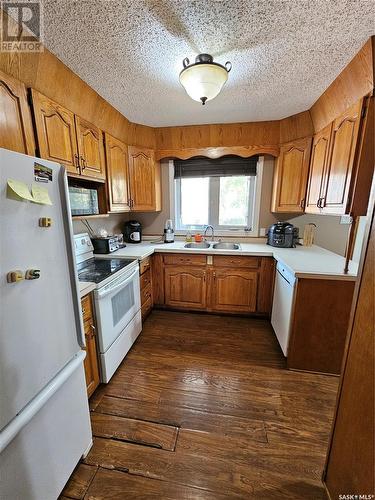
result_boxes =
[179,64,228,103]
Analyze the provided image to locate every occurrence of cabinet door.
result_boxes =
[83,320,100,397]
[0,70,35,155]
[164,266,207,310]
[75,116,106,180]
[128,146,156,211]
[104,133,130,212]
[30,90,79,174]
[321,100,363,214]
[305,123,332,214]
[271,137,312,213]
[210,269,258,313]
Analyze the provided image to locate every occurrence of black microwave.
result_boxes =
[68,186,99,216]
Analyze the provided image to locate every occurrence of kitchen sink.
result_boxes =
[184,242,211,249]
[212,242,240,250]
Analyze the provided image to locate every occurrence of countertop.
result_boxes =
[79,281,96,298]
[98,241,358,281]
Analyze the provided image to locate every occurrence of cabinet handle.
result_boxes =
[203,273,206,282]
[82,308,86,314]
[213,272,216,281]
[320,197,325,209]
[74,154,80,173]
[80,156,86,171]
[300,198,305,209]
[317,198,321,208]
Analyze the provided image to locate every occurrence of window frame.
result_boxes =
[170,156,264,237]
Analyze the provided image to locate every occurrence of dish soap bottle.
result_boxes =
[164,219,175,243]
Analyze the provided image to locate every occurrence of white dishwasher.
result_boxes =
[271,262,297,356]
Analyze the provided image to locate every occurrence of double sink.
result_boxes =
[184,242,240,250]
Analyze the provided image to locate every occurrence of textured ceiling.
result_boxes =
[39,0,374,127]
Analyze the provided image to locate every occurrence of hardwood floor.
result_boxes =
[61,310,338,499]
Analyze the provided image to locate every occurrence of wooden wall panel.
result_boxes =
[0,11,156,149]
[279,110,314,143]
[155,120,280,151]
[310,39,374,133]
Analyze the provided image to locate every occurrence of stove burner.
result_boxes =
[77,258,134,284]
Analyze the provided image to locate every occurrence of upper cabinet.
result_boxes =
[104,133,130,212]
[0,70,35,155]
[75,117,106,180]
[320,100,363,214]
[271,137,312,213]
[305,98,369,216]
[31,90,105,181]
[31,90,79,174]
[128,146,161,211]
[305,123,333,213]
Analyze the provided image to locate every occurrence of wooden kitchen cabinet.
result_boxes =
[128,146,161,211]
[271,136,312,213]
[287,278,355,375]
[140,257,153,321]
[155,253,274,316]
[31,89,79,174]
[0,70,35,155]
[164,266,207,310]
[210,269,258,313]
[31,90,105,181]
[81,294,100,397]
[104,133,130,212]
[319,99,363,214]
[305,123,332,213]
[75,116,106,180]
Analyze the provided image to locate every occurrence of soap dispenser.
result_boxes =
[164,219,175,243]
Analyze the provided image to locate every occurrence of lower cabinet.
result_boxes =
[140,256,153,320]
[154,253,275,315]
[164,266,207,310]
[210,269,258,313]
[81,294,100,397]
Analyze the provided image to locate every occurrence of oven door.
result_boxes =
[94,265,141,353]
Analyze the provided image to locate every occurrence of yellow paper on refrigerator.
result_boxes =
[31,184,53,205]
[7,179,34,201]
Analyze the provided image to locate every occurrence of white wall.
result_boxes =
[71,156,351,257]
[287,213,350,256]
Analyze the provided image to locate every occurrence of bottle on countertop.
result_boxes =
[164,219,175,243]
[185,231,192,243]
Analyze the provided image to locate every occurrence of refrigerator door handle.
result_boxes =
[0,351,86,453]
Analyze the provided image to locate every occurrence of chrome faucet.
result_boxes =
[204,225,215,242]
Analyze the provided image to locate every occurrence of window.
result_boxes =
[174,155,262,235]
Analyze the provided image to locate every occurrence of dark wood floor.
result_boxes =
[61,310,338,499]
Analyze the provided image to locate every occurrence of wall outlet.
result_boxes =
[340,215,353,225]
[259,228,266,236]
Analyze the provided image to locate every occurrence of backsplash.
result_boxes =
[72,214,129,237]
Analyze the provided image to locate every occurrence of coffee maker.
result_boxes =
[124,220,142,244]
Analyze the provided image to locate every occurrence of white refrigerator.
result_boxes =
[0,149,92,499]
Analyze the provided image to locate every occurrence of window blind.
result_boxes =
[174,155,258,179]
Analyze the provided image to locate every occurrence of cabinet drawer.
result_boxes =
[141,282,152,305]
[163,253,206,266]
[212,255,261,268]
[141,295,152,320]
[140,269,151,289]
[81,294,93,323]
[140,257,151,275]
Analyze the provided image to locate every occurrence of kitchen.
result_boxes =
[0,2,374,499]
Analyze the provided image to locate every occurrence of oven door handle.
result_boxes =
[96,267,139,299]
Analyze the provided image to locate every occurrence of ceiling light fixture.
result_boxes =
[179,53,232,105]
